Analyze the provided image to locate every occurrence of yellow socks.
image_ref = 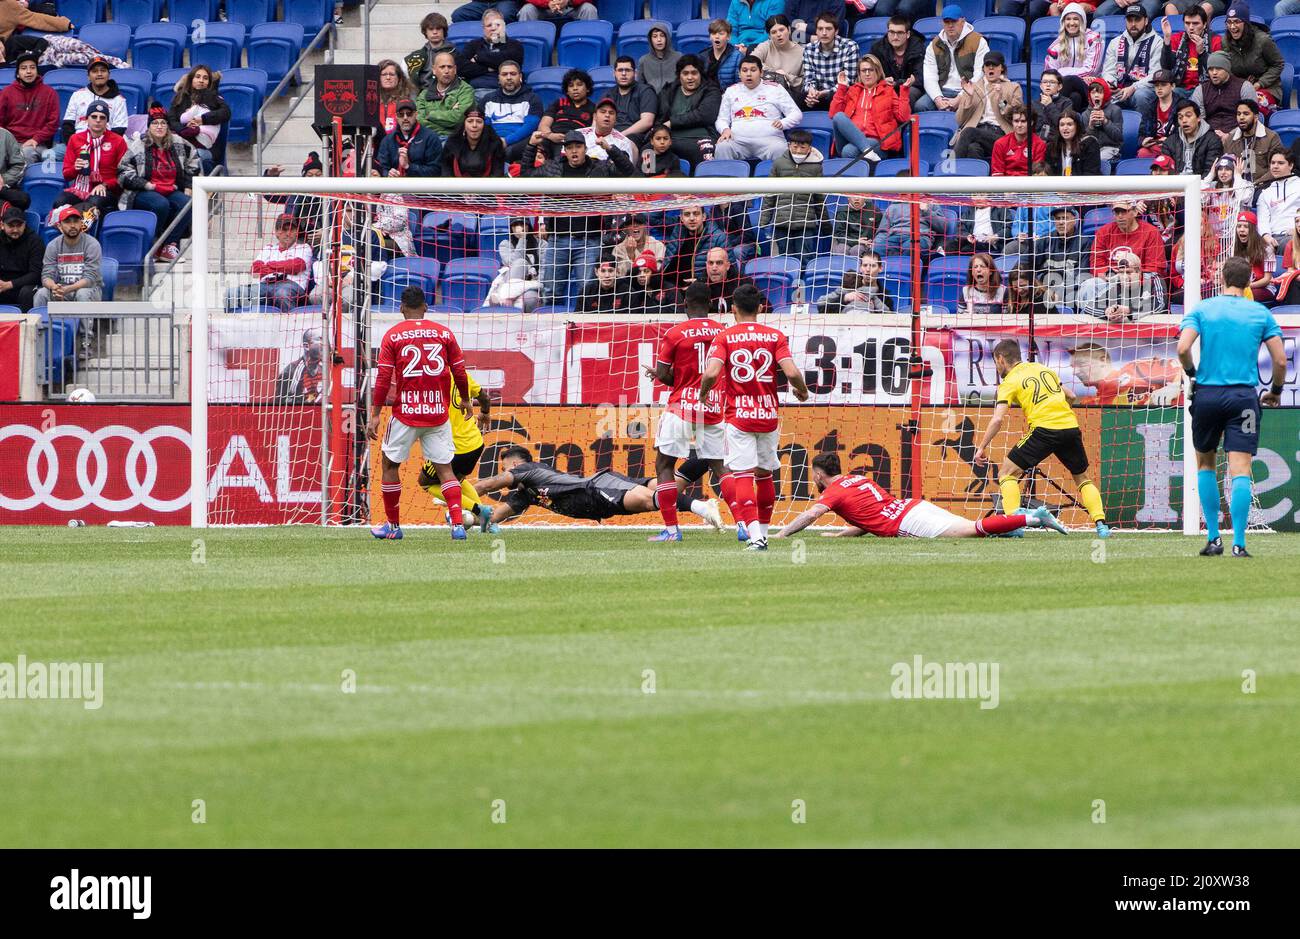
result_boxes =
[999,477,1022,515]
[1078,480,1106,523]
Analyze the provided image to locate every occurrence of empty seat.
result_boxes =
[557,21,614,71]
[249,23,306,86]
[77,23,131,61]
[506,21,557,74]
[221,68,269,143]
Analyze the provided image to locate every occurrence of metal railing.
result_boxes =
[42,303,179,401]
[144,164,227,300]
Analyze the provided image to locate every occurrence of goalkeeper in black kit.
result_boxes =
[474,446,724,528]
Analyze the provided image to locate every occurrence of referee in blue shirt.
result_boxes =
[1177,256,1287,557]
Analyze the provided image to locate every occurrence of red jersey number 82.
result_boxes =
[728,348,773,383]
[400,342,446,378]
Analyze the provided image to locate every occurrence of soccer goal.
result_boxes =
[189,173,1248,535]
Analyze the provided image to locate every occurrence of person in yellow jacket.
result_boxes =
[417,371,497,532]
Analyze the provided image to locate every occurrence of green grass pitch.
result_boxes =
[2,526,1298,848]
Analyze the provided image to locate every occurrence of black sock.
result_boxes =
[676,457,709,484]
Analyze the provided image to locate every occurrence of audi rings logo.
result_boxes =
[0,424,191,513]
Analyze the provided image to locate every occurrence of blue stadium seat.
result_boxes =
[1082,206,1111,238]
[169,0,218,31]
[1115,157,1154,176]
[42,70,87,120]
[1121,109,1140,158]
[994,254,1018,276]
[507,21,557,74]
[752,158,771,177]
[803,255,856,303]
[1281,61,1295,109]
[101,257,118,302]
[526,66,568,108]
[925,255,967,309]
[0,68,13,91]
[822,157,870,177]
[590,64,615,98]
[533,305,572,314]
[471,305,525,315]
[882,256,912,309]
[745,255,800,307]
[390,257,443,285]
[874,157,926,177]
[448,22,480,47]
[800,109,833,155]
[59,0,103,29]
[675,19,710,56]
[1270,109,1300,147]
[852,16,890,48]
[23,164,63,225]
[221,68,268,143]
[933,158,989,177]
[109,0,162,30]
[1098,17,1126,43]
[112,69,153,114]
[441,257,497,310]
[955,0,991,17]
[694,159,750,177]
[1028,18,1058,68]
[225,0,274,31]
[419,212,478,262]
[100,210,157,287]
[617,20,669,61]
[283,0,331,36]
[973,17,1025,64]
[249,23,306,86]
[77,24,131,61]
[557,20,614,70]
[596,0,642,25]
[1273,17,1300,77]
[649,0,697,26]
[132,23,188,72]
[152,68,191,110]
[913,17,943,38]
[1006,62,1026,85]
[378,271,438,305]
[476,216,512,259]
[190,23,247,72]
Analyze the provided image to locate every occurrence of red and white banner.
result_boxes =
[0,321,22,401]
[0,405,322,525]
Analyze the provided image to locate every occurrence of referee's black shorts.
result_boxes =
[1007,427,1090,475]
[1191,384,1261,456]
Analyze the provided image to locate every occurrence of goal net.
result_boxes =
[191,174,1256,534]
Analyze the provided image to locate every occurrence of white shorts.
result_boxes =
[655,411,725,459]
[382,416,454,465]
[897,500,968,539]
[723,423,780,472]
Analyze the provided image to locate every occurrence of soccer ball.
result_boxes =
[66,388,96,403]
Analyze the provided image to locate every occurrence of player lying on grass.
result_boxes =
[474,445,724,529]
[973,339,1110,538]
[774,453,1067,539]
[417,369,499,533]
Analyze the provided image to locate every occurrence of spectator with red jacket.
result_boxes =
[0,50,60,164]
[829,53,910,160]
[251,214,313,311]
[517,0,598,23]
[1090,197,1168,276]
[52,101,126,221]
[991,104,1045,175]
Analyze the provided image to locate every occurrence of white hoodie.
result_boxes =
[923,21,989,103]
[716,80,802,142]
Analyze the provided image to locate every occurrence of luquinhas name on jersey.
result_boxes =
[400,388,445,414]
[733,394,776,420]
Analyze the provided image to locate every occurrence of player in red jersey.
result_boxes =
[645,282,726,541]
[699,283,809,551]
[366,286,471,541]
[774,453,1067,539]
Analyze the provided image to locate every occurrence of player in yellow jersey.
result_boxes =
[973,339,1110,538]
[417,371,498,533]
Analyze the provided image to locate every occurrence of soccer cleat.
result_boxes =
[371,522,402,540]
[736,520,749,542]
[701,499,724,531]
[451,524,467,541]
[1199,537,1223,557]
[477,506,495,535]
[648,528,683,542]
[1031,505,1068,535]
[1232,544,1251,558]
[1095,521,1111,539]
[744,537,768,551]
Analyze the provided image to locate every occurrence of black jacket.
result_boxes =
[0,226,43,289]
[1046,134,1103,177]
[375,122,443,177]
[655,80,721,137]
[440,130,506,177]
[525,148,635,235]
[456,37,526,82]
[869,34,926,89]
[166,76,232,147]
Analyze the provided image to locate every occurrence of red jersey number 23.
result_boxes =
[401,342,446,379]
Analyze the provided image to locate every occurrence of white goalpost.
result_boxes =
[190,173,1216,533]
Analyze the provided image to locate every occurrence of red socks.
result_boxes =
[755,474,775,525]
[655,482,679,529]
[976,514,1025,536]
[720,472,740,522]
[440,479,464,527]
[381,482,402,527]
[732,472,758,526]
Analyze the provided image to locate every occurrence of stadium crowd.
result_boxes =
[9,0,1300,321]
